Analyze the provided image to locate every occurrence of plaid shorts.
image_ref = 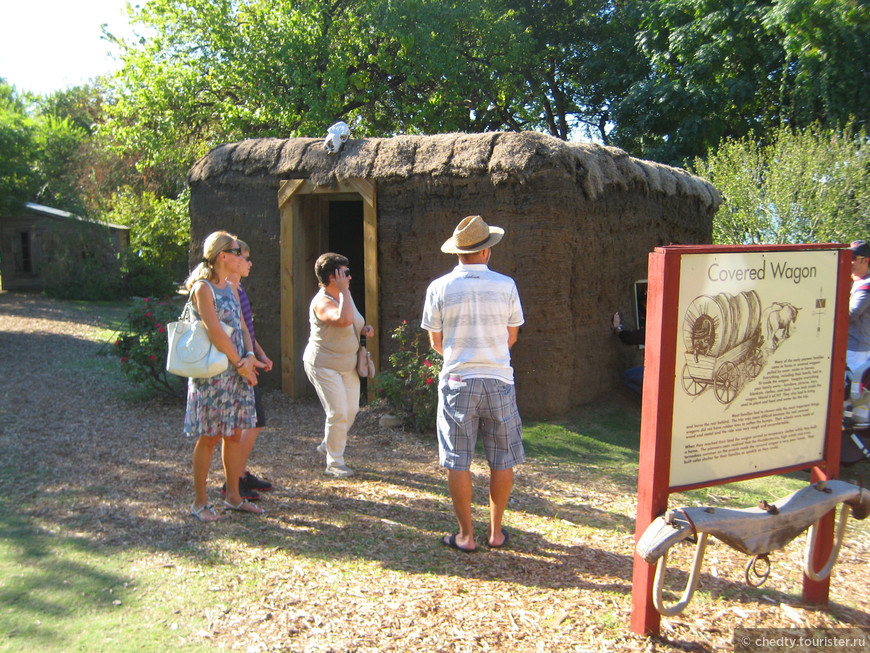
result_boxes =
[436,376,524,471]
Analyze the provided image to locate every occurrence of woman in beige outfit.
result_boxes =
[303,253,373,477]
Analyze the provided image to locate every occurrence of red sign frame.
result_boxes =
[630,244,851,636]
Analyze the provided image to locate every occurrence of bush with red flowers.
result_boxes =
[113,295,186,399]
[372,321,442,432]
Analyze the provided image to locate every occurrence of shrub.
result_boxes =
[41,223,123,300]
[113,295,186,399]
[373,321,442,432]
[120,250,178,298]
[693,121,868,245]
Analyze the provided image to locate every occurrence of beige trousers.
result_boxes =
[304,361,360,467]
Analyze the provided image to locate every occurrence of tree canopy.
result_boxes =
[1,0,867,285]
[612,0,869,165]
[101,0,650,175]
[0,82,93,216]
[0,82,39,215]
[692,123,869,245]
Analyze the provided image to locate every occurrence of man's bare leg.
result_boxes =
[446,469,476,551]
[488,467,513,546]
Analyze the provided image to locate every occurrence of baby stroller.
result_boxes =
[842,360,870,466]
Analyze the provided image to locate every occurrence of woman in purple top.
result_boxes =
[226,240,275,498]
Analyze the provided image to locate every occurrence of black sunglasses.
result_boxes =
[223,247,242,256]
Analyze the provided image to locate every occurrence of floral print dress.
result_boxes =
[183,280,256,437]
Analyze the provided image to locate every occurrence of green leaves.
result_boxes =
[0,82,40,214]
[692,122,869,245]
[374,321,442,432]
[113,296,186,398]
[613,0,868,165]
[106,187,191,283]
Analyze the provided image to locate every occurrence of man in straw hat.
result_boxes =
[422,215,525,552]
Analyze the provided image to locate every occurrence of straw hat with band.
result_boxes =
[441,215,504,254]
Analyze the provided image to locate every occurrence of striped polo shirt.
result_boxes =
[421,263,524,384]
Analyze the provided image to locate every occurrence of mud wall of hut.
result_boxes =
[373,170,712,417]
[188,173,285,377]
[188,134,716,419]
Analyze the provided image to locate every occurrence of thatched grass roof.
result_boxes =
[189,131,720,207]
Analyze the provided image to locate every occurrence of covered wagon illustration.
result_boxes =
[681,291,765,404]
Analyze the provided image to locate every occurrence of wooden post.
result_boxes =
[802,248,851,604]
[631,249,680,635]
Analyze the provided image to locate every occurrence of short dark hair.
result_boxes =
[314,252,349,286]
[851,240,870,258]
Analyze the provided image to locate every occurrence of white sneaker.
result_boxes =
[316,443,327,456]
[324,464,354,478]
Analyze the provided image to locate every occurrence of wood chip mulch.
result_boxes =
[1,291,868,652]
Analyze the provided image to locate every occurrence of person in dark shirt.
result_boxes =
[612,311,644,394]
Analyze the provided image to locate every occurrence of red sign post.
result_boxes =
[630,244,851,636]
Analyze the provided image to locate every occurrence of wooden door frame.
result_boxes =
[278,178,379,397]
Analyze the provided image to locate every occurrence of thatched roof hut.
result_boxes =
[188,131,719,418]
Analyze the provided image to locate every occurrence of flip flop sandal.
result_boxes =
[489,528,510,548]
[223,498,265,515]
[190,503,222,522]
[440,533,477,553]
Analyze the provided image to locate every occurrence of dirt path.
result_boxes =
[1,291,868,652]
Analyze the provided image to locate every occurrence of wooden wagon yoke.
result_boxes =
[635,480,870,616]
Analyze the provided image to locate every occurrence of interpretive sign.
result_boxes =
[630,244,851,637]
[671,250,839,487]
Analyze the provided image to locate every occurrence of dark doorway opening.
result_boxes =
[279,177,379,400]
[328,199,367,398]
[328,200,365,312]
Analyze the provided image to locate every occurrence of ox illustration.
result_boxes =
[763,301,801,350]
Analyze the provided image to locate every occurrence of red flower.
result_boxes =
[423,360,432,368]
[150,354,156,361]
[426,377,434,385]
[144,298,149,303]
[157,324,165,332]
[120,357,128,363]
[145,311,153,318]
[114,340,120,347]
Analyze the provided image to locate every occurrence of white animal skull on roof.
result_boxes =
[324,121,351,154]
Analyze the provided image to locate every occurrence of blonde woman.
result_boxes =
[184,231,266,521]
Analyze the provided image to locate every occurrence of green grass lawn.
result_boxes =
[523,400,824,509]
[0,505,212,652]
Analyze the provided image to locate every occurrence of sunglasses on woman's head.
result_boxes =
[223,247,242,256]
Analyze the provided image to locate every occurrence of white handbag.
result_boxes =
[166,282,235,378]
